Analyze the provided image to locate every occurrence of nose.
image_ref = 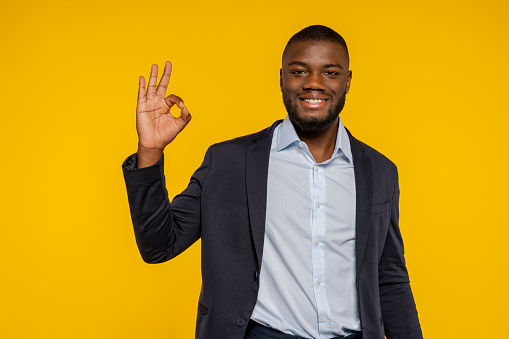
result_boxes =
[303,72,325,91]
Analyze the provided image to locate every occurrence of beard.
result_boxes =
[283,91,346,133]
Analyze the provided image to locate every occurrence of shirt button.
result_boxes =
[315,239,321,245]
[299,142,305,148]
[314,165,319,171]
[316,202,321,208]
[317,278,322,284]
[321,316,328,322]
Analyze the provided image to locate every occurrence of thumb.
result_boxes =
[180,105,192,123]
[173,105,192,133]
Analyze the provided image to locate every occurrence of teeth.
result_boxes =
[304,99,325,104]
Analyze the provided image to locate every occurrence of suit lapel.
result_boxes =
[245,120,282,269]
[346,129,373,277]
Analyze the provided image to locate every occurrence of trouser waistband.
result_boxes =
[244,320,362,339]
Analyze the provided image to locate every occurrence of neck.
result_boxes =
[295,118,339,163]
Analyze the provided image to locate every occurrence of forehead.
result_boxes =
[282,41,349,68]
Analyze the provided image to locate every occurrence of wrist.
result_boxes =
[136,144,164,168]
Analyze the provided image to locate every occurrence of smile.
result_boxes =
[301,99,327,104]
[299,98,329,109]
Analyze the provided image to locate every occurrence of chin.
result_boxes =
[291,115,338,133]
[285,103,344,133]
[282,91,346,133]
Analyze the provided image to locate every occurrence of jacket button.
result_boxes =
[237,318,246,327]
[253,271,259,281]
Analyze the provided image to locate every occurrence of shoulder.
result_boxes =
[360,139,396,168]
[208,120,282,152]
[348,130,398,178]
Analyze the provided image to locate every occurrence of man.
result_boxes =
[123,25,423,339]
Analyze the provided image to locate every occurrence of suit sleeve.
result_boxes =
[378,170,423,339]
[122,148,212,263]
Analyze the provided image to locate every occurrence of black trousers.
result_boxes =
[244,320,362,339]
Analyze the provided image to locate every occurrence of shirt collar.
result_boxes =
[277,115,353,164]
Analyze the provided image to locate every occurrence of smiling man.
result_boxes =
[282,40,350,133]
[123,25,423,339]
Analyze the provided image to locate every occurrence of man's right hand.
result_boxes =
[136,61,191,168]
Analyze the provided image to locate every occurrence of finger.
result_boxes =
[156,61,172,99]
[174,105,192,133]
[138,76,146,103]
[164,94,185,109]
[180,106,192,122]
[146,64,158,97]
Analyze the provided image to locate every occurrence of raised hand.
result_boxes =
[136,61,191,168]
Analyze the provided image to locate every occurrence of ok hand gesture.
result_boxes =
[136,61,191,167]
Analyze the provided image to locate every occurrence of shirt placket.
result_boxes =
[311,163,332,336]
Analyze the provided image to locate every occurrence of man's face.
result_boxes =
[281,41,352,133]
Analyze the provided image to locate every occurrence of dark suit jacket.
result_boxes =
[123,120,423,339]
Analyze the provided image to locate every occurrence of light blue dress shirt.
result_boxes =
[250,116,360,338]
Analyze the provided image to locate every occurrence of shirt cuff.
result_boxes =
[122,153,164,170]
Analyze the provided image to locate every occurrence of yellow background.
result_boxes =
[1,0,508,338]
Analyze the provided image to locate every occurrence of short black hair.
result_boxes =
[283,25,349,61]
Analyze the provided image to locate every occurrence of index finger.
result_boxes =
[156,61,172,98]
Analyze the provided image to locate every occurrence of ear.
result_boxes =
[345,70,352,94]
[279,68,283,91]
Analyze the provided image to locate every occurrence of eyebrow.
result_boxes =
[287,61,344,69]
[288,61,307,67]
[324,63,343,69]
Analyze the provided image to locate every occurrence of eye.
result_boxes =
[291,70,306,76]
[325,71,340,77]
